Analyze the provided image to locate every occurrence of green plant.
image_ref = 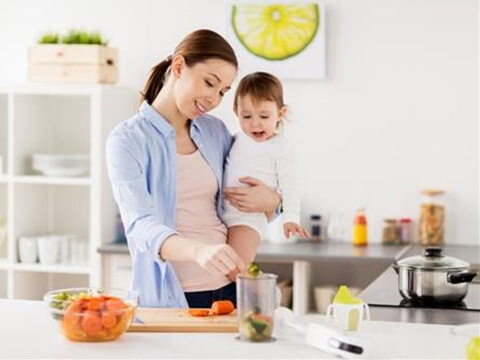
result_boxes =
[38,32,60,44]
[37,29,108,45]
[89,31,105,45]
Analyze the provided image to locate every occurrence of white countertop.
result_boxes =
[0,299,472,359]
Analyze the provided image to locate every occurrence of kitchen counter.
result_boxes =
[255,241,409,262]
[360,268,480,325]
[98,241,409,315]
[360,244,480,325]
[98,241,409,261]
[0,299,470,359]
[98,242,130,254]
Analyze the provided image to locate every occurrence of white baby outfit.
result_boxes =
[223,131,300,238]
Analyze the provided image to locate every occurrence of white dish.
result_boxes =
[32,154,89,177]
[37,167,88,177]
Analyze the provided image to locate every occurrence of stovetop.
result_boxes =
[360,268,480,311]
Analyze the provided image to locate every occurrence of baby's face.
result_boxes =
[235,94,285,142]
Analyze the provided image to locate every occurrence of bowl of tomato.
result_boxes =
[43,287,138,342]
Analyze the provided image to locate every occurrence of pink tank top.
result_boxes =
[170,150,230,292]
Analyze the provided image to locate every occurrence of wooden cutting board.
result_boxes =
[128,308,238,333]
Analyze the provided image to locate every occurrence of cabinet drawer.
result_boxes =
[102,254,132,290]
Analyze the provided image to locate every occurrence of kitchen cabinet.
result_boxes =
[0,84,136,300]
[102,253,132,290]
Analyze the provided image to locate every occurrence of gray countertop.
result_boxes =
[98,242,479,265]
[366,305,480,325]
[98,240,410,262]
[98,242,130,254]
[255,241,409,262]
[99,241,480,325]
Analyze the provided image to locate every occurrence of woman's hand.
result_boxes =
[284,222,310,239]
[193,242,246,277]
[224,177,281,215]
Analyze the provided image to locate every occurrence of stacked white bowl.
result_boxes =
[32,154,89,177]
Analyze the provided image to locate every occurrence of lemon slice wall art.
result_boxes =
[228,1,326,80]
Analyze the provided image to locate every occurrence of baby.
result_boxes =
[223,72,309,266]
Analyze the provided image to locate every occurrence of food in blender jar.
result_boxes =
[240,306,273,341]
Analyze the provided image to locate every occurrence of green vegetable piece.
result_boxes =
[54,292,66,300]
[247,262,260,277]
[251,319,268,334]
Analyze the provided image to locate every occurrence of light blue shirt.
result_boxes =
[106,101,232,307]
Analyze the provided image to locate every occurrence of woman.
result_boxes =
[106,29,280,308]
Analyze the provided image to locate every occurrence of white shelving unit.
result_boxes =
[0,84,137,300]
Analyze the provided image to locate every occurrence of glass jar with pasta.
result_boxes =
[419,189,445,246]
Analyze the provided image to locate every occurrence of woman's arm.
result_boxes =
[106,132,179,259]
[160,235,245,276]
[223,176,281,220]
[225,226,260,281]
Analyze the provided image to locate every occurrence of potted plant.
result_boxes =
[28,29,118,84]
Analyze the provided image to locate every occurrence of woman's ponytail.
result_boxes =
[140,55,173,104]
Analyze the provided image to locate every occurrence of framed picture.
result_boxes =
[226,1,326,80]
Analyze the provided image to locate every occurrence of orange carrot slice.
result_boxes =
[101,311,118,329]
[188,309,210,317]
[87,298,102,311]
[210,300,234,315]
[81,311,103,335]
[106,298,126,312]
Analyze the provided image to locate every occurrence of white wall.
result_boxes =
[1,0,478,244]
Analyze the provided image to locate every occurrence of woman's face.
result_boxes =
[172,57,237,120]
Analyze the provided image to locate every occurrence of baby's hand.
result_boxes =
[283,222,310,239]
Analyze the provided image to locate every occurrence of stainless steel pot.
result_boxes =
[392,247,477,303]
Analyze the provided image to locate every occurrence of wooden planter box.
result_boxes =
[28,45,118,84]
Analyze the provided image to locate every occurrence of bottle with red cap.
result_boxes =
[399,218,412,244]
[352,208,368,246]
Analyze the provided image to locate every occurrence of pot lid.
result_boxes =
[395,247,470,270]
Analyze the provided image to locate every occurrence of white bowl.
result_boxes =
[32,154,89,177]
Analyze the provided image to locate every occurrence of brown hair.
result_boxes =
[141,29,238,104]
[233,72,285,111]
